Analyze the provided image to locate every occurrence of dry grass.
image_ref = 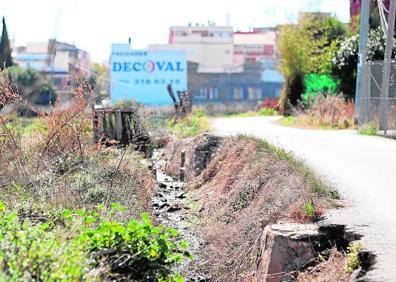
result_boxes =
[0,69,20,110]
[296,249,350,282]
[174,136,339,281]
[0,77,155,219]
[280,95,355,130]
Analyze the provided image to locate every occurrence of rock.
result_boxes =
[256,222,343,282]
[193,134,221,177]
[176,192,187,199]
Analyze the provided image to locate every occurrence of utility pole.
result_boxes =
[379,0,396,134]
[355,0,371,124]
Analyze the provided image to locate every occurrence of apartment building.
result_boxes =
[15,40,91,92]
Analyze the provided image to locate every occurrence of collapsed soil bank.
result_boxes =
[158,134,368,281]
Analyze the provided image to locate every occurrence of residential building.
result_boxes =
[168,25,235,73]
[15,40,91,93]
[147,24,284,106]
[233,28,278,65]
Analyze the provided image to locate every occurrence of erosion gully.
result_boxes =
[149,149,210,282]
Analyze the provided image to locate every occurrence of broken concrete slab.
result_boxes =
[256,222,348,282]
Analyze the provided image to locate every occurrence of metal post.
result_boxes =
[355,0,371,124]
[379,0,396,134]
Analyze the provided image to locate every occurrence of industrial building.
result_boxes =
[148,24,284,106]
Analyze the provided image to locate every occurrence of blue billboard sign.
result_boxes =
[110,44,187,105]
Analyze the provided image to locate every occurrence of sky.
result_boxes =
[1,0,350,63]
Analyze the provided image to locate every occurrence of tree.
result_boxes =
[278,14,347,113]
[332,28,393,99]
[0,17,13,69]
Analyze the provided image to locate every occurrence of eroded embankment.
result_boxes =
[156,134,373,281]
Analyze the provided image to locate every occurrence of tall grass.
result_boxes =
[280,95,355,129]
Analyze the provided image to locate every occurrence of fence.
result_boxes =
[359,60,396,131]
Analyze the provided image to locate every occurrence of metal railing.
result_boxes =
[358,60,396,131]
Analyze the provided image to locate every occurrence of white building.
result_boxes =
[167,25,236,73]
[15,40,91,91]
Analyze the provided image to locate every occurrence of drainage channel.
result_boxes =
[150,149,210,282]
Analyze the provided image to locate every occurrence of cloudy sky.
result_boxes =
[1,0,350,62]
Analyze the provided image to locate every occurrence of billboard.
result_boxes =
[110,44,187,105]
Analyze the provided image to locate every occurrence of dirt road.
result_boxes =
[212,116,396,281]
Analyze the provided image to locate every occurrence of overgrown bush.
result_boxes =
[279,14,346,112]
[345,243,363,273]
[0,202,189,281]
[358,122,378,136]
[332,28,394,99]
[0,79,154,219]
[280,95,355,129]
[308,95,355,129]
[303,73,340,103]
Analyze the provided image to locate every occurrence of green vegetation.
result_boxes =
[278,14,346,112]
[6,66,57,105]
[258,108,278,116]
[0,202,189,281]
[0,17,13,69]
[303,73,339,103]
[225,108,279,118]
[332,28,391,99]
[304,200,316,218]
[279,116,297,127]
[358,122,378,136]
[345,243,363,273]
[168,110,210,138]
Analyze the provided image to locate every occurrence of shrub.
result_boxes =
[345,243,363,273]
[358,122,378,136]
[279,14,346,112]
[258,98,278,110]
[303,73,340,103]
[308,95,355,129]
[0,202,189,281]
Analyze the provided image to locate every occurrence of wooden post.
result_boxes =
[115,110,123,141]
[180,149,186,181]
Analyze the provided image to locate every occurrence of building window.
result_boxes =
[198,88,208,99]
[233,87,243,100]
[247,87,262,100]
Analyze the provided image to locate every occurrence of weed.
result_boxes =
[304,200,315,218]
[0,202,189,281]
[345,242,363,273]
[168,110,210,138]
[279,115,297,126]
[290,200,324,222]
[258,108,279,116]
[358,122,378,136]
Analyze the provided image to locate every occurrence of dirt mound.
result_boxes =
[163,135,338,281]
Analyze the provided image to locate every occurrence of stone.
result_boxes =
[256,222,341,282]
